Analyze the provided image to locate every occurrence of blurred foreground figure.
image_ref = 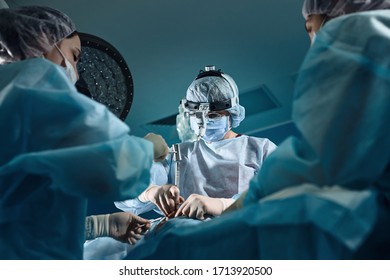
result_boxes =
[0,6,167,259]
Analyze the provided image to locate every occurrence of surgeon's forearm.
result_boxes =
[85,214,110,240]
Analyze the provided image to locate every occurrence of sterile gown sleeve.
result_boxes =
[245,11,390,204]
[0,58,154,201]
[114,160,170,215]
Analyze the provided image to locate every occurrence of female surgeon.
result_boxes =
[0,6,168,259]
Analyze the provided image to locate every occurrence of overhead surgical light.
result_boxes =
[76,32,134,121]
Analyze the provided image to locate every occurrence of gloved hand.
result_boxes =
[138,184,184,216]
[174,194,234,220]
[85,212,151,245]
[108,212,151,245]
[144,133,169,162]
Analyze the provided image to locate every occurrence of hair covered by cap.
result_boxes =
[186,74,245,128]
[302,0,390,19]
[0,6,76,64]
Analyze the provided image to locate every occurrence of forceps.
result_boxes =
[148,217,165,223]
[148,210,177,224]
[140,216,165,228]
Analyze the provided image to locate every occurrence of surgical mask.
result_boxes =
[55,45,78,84]
[202,115,230,142]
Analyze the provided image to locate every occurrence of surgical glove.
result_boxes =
[85,212,151,245]
[138,184,184,216]
[109,212,151,245]
[144,133,169,162]
[175,194,234,220]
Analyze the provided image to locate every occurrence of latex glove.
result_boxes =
[144,133,169,162]
[108,212,151,245]
[175,194,234,220]
[223,191,247,214]
[138,184,184,216]
[85,212,150,245]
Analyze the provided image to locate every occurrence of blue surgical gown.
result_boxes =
[245,11,390,204]
[122,11,390,259]
[0,59,154,259]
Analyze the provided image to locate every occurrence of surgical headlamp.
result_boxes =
[180,65,238,140]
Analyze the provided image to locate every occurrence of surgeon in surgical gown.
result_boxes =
[115,67,277,219]
[0,6,167,259]
[121,2,390,260]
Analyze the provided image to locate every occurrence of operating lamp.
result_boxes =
[76,32,134,121]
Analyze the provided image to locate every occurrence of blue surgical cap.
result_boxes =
[0,6,76,64]
[302,0,390,19]
[186,74,245,128]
